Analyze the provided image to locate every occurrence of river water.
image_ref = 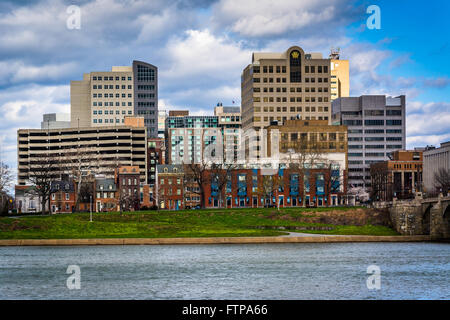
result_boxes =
[0,243,449,299]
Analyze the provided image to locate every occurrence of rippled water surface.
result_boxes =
[0,243,449,299]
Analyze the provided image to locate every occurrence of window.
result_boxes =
[364,120,384,126]
[365,137,384,141]
[386,137,402,141]
[386,109,402,116]
[386,120,402,125]
[343,120,362,126]
[365,110,384,116]
[386,129,402,134]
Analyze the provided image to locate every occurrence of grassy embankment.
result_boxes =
[0,207,399,239]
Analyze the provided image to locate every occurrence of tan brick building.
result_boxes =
[241,46,333,134]
[370,150,423,201]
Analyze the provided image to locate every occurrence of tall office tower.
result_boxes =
[70,60,158,137]
[241,46,332,131]
[165,115,219,164]
[241,46,333,159]
[214,103,241,163]
[329,49,349,101]
[332,95,406,191]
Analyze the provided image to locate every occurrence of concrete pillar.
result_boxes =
[401,171,404,194]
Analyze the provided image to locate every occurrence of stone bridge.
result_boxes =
[381,194,450,239]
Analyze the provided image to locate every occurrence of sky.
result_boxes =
[0,0,449,183]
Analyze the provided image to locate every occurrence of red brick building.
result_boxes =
[95,178,117,212]
[50,180,76,213]
[116,166,141,211]
[156,164,184,210]
[203,167,348,209]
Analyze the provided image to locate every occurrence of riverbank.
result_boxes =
[0,207,399,239]
[0,234,433,246]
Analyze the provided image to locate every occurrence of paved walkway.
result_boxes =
[282,232,341,237]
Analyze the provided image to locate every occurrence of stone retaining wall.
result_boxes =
[0,235,433,246]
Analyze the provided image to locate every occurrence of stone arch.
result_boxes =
[421,204,432,235]
[443,202,450,238]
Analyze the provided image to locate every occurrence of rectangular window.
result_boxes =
[386,109,402,116]
[364,120,384,126]
[386,120,402,125]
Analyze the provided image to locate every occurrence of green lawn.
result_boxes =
[0,207,399,239]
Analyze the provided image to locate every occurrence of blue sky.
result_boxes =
[0,0,449,181]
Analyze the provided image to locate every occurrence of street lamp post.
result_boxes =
[90,195,92,222]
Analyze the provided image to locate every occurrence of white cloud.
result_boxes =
[0,60,77,85]
[211,0,360,37]
[163,29,251,82]
[0,84,70,170]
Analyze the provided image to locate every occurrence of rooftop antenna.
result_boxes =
[329,47,341,60]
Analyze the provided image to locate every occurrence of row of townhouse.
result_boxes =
[15,166,141,214]
[156,164,348,210]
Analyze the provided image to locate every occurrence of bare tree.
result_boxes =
[434,168,450,195]
[209,162,238,208]
[348,186,370,203]
[0,162,14,214]
[117,187,138,214]
[286,136,325,207]
[0,161,14,194]
[26,154,60,214]
[370,165,391,201]
[183,161,209,209]
[257,174,283,208]
[60,145,101,211]
[323,161,347,205]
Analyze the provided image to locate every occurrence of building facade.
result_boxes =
[241,46,334,138]
[157,109,168,139]
[41,113,71,130]
[95,178,117,212]
[70,60,158,137]
[147,137,165,186]
[423,141,450,193]
[156,164,184,210]
[332,95,406,191]
[202,167,348,209]
[214,104,241,163]
[370,150,423,201]
[50,180,76,213]
[329,49,349,101]
[116,166,141,211]
[15,185,45,214]
[165,115,220,164]
[17,125,147,185]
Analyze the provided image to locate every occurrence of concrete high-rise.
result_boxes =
[17,119,148,186]
[332,95,406,191]
[70,60,158,137]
